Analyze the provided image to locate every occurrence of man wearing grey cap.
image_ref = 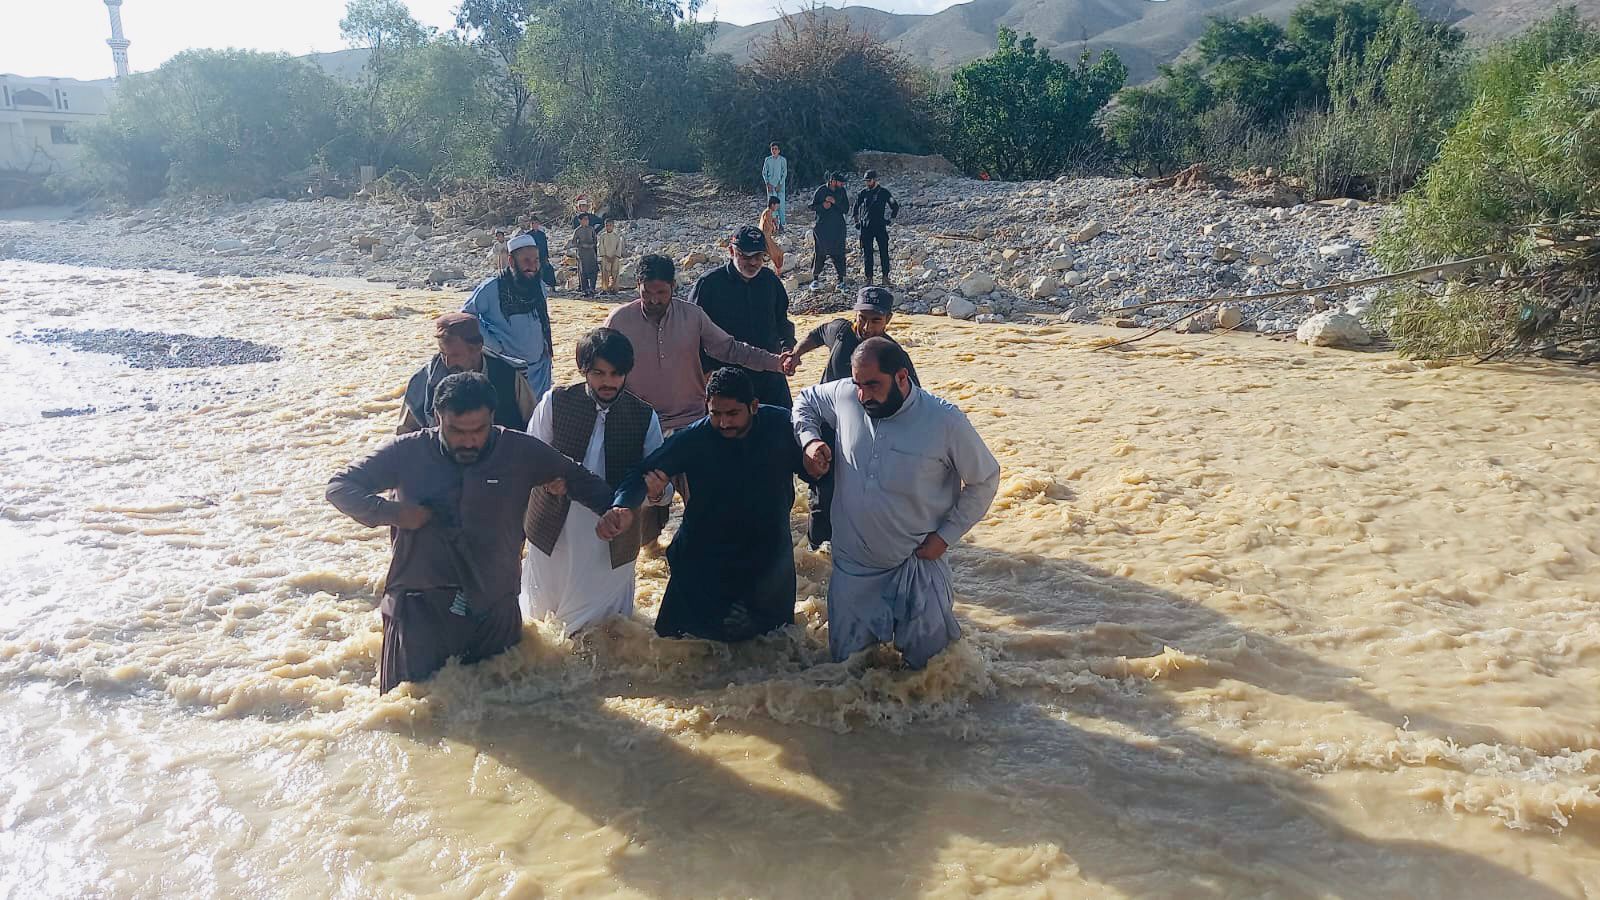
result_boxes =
[788,286,918,548]
[462,233,555,400]
[688,225,800,409]
[853,169,900,286]
[808,172,851,291]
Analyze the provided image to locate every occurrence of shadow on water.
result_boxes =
[433,543,1563,899]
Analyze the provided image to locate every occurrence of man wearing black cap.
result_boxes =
[788,286,918,547]
[688,225,800,409]
[853,169,900,286]
[808,172,851,292]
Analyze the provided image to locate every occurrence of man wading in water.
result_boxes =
[397,312,534,435]
[327,372,633,693]
[793,338,1000,668]
[614,367,813,642]
[462,234,555,400]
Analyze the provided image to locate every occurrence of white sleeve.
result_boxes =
[527,392,554,441]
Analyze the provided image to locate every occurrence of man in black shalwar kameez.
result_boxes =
[614,367,811,642]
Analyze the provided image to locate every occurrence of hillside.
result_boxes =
[705,0,1600,81]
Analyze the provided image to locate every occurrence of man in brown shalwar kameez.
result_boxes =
[328,371,635,693]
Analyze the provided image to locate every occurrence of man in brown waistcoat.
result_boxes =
[398,312,535,435]
[328,372,635,693]
[521,328,667,635]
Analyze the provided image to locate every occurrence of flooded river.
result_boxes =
[2,259,1599,897]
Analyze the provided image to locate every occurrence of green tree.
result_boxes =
[942,28,1126,180]
[696,10,933,189]
[79,49,348,200]
[339,0,435,171]
[1373,10,1600,359]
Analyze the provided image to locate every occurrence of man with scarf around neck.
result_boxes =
[520,328,667,635]
[397,312,535,435]
[462,233,555,400]
[327,372,634,693]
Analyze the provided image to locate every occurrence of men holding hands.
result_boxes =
[328,224,999,693]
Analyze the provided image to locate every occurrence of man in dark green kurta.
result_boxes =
[613,367,811,642]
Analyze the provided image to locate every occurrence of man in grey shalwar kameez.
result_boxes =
[793,337,1000,667]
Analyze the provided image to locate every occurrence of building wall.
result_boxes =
[0,75,114,175]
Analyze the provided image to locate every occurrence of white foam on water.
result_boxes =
[3,259,1600,896]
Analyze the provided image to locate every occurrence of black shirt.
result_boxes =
[853,185,900,229]
[806,318,920,385]
[689,262,797,374]
[810,185,850,243]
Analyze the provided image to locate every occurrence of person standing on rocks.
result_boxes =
[398,312,536,435]
[689,225,800,410]
[809,172,851,292]
[759,196,785,276]
[571,197,604,232]
[521,328,667,635]
[793,337,999,668]
[762,142,789,232]
[597,220,624,294]
[489,229,510,272]
[326,371,633,693]
[786,287,918,548]
[462,234,555,400]
[602,254,791,545]
[852,169,900,286]
[615,367,813,643]
[573,216,600,297]
[520,216,556,293]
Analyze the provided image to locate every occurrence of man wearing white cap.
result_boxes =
[462,233,555,400]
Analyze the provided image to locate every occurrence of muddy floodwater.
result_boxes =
[2,259,1599,898]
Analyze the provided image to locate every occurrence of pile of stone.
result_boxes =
[1,170,1389,344]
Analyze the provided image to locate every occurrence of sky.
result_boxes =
[2,0,967,82]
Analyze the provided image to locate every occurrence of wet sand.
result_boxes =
[1,260,1598,897]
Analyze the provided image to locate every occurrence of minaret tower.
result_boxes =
[105,0,132,79]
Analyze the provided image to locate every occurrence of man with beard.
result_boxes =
[603,254,792,545]
[520,328,667,635]
[689,225,799,409]
[615,367,812,642]
[327,372,633,693]
[462,233,554,399]
[808,172,850,292]
[786,287,918,548]
[397,312,535,435]
[793,338,1000,668]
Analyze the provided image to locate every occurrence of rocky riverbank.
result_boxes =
[0,171,1387,342]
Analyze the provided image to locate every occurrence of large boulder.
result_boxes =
[946,296,978,319]
[1215,304,1243,330]
[1029,275,1060,299]
[427,266,467,285]
[958,272,996,297]
[1296,311,1371,348]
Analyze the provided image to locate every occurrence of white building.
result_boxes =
[0,75,115,176]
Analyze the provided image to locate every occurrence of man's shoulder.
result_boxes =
[483,349,526,374]
[820,318,852,340]
[470,274,501,297]
[603,299,642,324]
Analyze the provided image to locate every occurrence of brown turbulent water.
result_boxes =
[2,260,1599,898]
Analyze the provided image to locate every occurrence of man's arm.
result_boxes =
[396,404,422,435]
[515,376,539,428]
[525,392,553,440]
[792,381,841,448]
[614,424,698,508]
[887,190,900,222]
[521,435,617,518]
[462,282,509,358]
[695,306,784,373]
[774,280,796,351]
[934,412,1002,549]
[641,412,674,506]
[852,189,866,225]
[793,320,833,358]
[810,186,828,213]
[327,439,414,528]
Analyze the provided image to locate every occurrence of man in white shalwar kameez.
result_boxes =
[522,328,667,635]
[794,337,1000,667]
